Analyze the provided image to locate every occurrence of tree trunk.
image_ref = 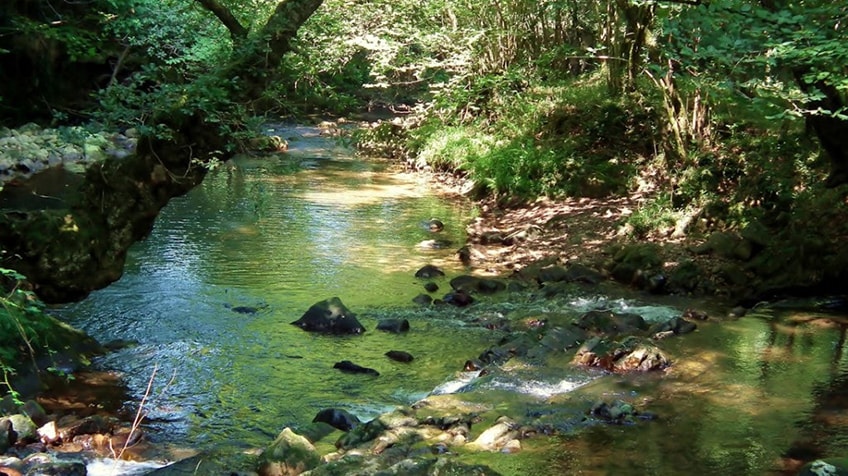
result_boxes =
[0,0,324,303]
[760,0,848,188]
[225,0,323,100]
[195,0,249,40]
[793,70,848,188]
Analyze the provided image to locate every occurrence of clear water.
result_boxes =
[52,126,848,475]
[55,126,495,449]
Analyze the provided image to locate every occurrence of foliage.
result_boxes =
[260,0,467,114]
[398,71,657,199]
[658,1,848,120]
[105,0,233,77]
[625,193,680,238]
[0,269,54,402]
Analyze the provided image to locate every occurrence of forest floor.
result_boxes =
[463,193,644,274]
[426,171,721,294]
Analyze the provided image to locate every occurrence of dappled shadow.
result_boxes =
[464,195,649,274]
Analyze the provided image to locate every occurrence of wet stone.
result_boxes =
[385,351,414,363]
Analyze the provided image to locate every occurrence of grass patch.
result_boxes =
[408,72,658,199]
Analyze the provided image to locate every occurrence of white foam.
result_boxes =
[487,377,589,399]
[86,458,168,476]
[430,371,481,395]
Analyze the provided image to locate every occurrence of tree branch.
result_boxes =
[194,0,249,40]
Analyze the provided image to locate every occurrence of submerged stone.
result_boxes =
[333,360,379,376]
[385,350,414,363]
[313,409,361,432]
[376,319,410,333]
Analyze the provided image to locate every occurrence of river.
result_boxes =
[54,125,848,475]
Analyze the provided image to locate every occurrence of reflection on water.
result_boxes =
[537,306,848,476]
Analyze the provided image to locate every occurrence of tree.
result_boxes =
[657,0,848,184]
[0,0,324,302]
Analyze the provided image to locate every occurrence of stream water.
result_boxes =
[53,126,848,475]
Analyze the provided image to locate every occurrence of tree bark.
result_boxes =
[793,70,848,188]
[225,0,323,100]
[195,0,249,40]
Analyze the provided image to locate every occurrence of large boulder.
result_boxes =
[291,297,365,335]
[5,414,37,445]
[608,243,664,290]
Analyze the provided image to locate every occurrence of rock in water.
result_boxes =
[257,428,321,476]
[376,319,410,333]
[424,218,444,232]
[312,409,361,432]
[385,350,414,363]
[333,360,380,376]
[415,264,445,278]
[291,297,365,334]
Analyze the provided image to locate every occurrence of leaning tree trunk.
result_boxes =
[0,0,323,303]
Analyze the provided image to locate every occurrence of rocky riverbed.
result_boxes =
[0,123,138,187]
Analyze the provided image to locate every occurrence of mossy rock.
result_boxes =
[693,231,752,261]
[609,243,663,284]
[667,259,702,292]
[336,417,389,450]
[307,456,501,476]
[258,428,321,476]
[5,414,37,444]
[797,458,848,476]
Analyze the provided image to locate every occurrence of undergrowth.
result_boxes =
[360,71,661,200]
[0,268,70,404]
[356,68,846,251]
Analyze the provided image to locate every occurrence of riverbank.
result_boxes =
[420,165,847,308]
